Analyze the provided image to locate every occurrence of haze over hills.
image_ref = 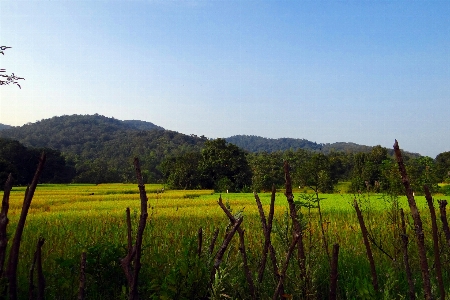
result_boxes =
[0,123,11,131]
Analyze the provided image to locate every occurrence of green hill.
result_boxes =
[0,114,206,183]
[0,114,423,184]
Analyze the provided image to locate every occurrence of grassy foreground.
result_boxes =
[2,183,450,299]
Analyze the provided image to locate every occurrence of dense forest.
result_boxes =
[0,115,206,183]
[0,114,449,194]
[0,138,74,186]
[226,135,421,156]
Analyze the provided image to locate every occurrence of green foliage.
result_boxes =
[160,139,253,192]
[247,151,284,192]
[0,137,74,187]
[159,152,202,189]
[406,156,440,194]
[54,241,126,299]
[350,146,389,193]
[296,152,337,193]
[198,138,252,192]
[442,185,450,196]
[435,151,450,182]
[379,159,403,196]
[143,237,210,300]
[3,184,450,298]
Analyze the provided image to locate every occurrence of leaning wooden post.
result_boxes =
[121,157,149,300]
[255,184,279,285]
[329,243,340,300]
[217,196,256,299]
[400,209,415,300]
[394,140,432,300]
[283,162,307,284]
[197,227,203,258]
[0,173,13,275]
[353,199,378,292]
[78,252,87,300]
[36,238,45,300]
[6,152,46,300]
[210,216,243,284]
[438,200,450,248]
[272,233,300,300]
[424,185,445,300]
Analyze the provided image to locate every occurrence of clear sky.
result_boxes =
[0,1,449,158]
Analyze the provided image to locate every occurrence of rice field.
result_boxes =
[2,183,450,299]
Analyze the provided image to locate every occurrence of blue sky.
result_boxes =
[0,1,449,157]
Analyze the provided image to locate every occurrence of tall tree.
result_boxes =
[435,151,450,183]
[296,153,336,193]
[198,139,252,192]
[406,156,440,194]
[247,152,284,192]
[159,152,201,189]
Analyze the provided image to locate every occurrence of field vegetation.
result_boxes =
[1,115,450,298]
[2,177,450,299]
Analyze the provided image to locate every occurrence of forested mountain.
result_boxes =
[122,120,164,131]
[1,114,431,187]
[0,114,166,151]
[226,135,323,152]
[0,123,11,131]
[226,135,420,157]
[0,114,206,183]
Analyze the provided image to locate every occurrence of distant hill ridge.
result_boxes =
[0,114,420,157]
[225,135,420,157]
[0,114,165,151]
[225,135,376,153]
[0,123,11,131]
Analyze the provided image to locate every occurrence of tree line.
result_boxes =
[160,139,450,195]
[1,136,450,194]
[0,138,74,187]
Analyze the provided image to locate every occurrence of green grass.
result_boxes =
[1,184,450,299]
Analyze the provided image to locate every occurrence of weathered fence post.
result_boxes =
[394,140,432,300]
